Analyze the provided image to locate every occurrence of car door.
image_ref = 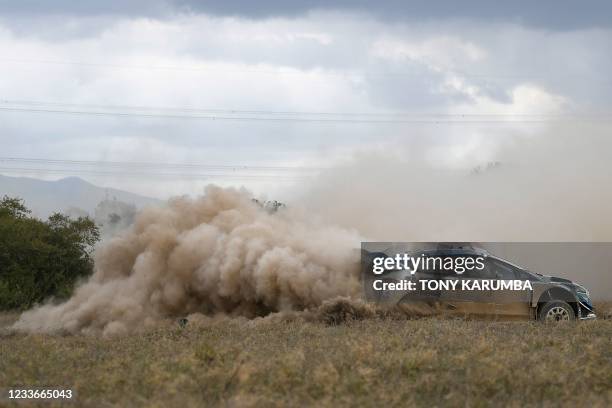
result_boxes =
[438,256,497,318]
[487,258,532,319]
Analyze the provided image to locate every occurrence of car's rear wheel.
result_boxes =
[538,301,576,322]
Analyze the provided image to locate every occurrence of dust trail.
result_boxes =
[184,298,439,329]
[13,186,362,336]
[13,124,612,334]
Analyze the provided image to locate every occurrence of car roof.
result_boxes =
[416,248,489,257]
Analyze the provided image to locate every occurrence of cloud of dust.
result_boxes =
[12,124,612,335]
[12,186,363,336]
[301,124,612,242]
[299,123,612,298]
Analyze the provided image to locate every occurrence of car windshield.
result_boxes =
[489,257,541,281]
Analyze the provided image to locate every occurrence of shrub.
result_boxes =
[0,196,100,310]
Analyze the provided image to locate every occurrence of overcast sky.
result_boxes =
[1,1,611,199]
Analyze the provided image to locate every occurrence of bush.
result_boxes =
[0,196,100,310]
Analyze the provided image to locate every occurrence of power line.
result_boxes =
[0,157,320,182]
[2,105,610,124]
[0,167,309,181]
[3,99,610,118]
[0,157,324,173]
[5,99,437,117]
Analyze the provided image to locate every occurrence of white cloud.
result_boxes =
[370,36,486,68]
[0,12,610,198]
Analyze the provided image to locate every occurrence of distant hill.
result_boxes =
[0,175,160,218]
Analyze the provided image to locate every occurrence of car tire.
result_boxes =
[538,300,576,322]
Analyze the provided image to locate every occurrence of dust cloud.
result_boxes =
[301,124,612,242]
[12,124,612,334]
[13,186,362,336]
[299,123,612,298]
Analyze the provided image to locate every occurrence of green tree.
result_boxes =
[0,196,30,219]
[0,196,100,310]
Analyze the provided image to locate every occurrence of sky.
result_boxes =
[1,1,611,199]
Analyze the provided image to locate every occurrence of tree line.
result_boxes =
[0,196,100,310]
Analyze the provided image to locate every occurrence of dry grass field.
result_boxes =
[1,304,611,407]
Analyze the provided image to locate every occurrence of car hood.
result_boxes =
[537,274,587,294]
[538,275,573,284]
[538,275,594,302]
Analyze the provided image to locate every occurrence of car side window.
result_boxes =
[513,268,534,281]
[461,256,496,279]
[487,259,517,280]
